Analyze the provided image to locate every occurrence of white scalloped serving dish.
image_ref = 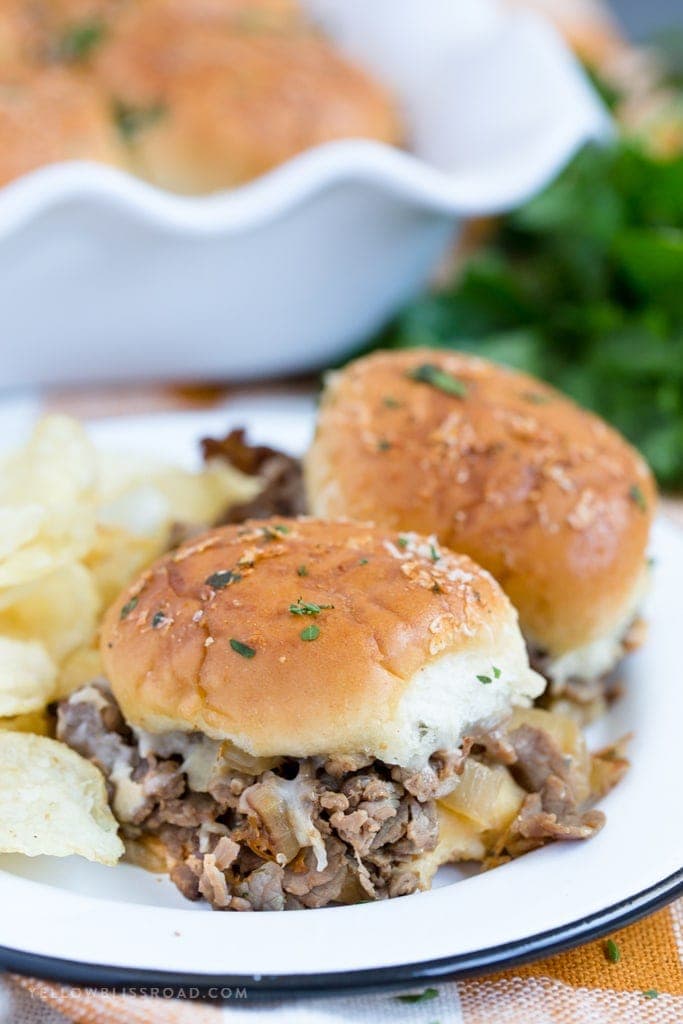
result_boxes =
[0,0,608,389]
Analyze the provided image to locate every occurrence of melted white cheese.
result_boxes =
[385,618,544,770]
[544,567,649,687]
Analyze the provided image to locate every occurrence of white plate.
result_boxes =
[0,0,608,389]
[0,403,681,997]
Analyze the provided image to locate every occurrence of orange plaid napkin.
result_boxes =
[3,897,683,1024]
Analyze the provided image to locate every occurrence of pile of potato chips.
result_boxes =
[0,414,258,864]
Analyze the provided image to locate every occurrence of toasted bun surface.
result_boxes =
[0,67,126,188]
[94,0,401,194]
[305,350,656,659]
[101,518,542,767]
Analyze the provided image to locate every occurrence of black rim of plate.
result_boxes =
[0,867,681,999]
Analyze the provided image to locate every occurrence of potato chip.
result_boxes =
[55,643,103,700]
[97,462,258,538]
[0,415,97,508]
[0,733,123,865]
[0,710,50,736]
[149,462,260,527]
[0,504,45,561]
[0,417,98,589]
[0,637,56,717]
[0,563,101,664]
[84,524,164,609]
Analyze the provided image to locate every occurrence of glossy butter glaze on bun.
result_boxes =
[101,518,542,768]
[93,0,402,193]
[305,350,656,705]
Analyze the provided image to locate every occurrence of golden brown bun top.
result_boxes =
[93,0,402,193]
[101,518,540,763]
[305,349,656,656]
[0,66,126,187]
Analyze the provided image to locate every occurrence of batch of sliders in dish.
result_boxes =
[57,349,655,911]
[0,0,401,193]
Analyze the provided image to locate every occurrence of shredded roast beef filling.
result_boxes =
[56,681,619,912]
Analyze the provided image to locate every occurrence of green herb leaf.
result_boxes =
[377,438,392,451]
[205,570,242,589]
[382,396,401,408]
[429,544,440,562]
[151,611,166,628]
[359,558,369,565]
[230,638,256,659]
[396,987,439,1003]
[492,665,502,678]
[629,483,648,512]
[114,100,166,142]
[300,624,320,642]
[120,596,138,620]
[397,536,409,549]
[642,989,659,999]
[521,391,551,405]
[56,19,105,61]
[476,674,492,684]
[604,938,621,964]
[407,364,468,398]
[261,524,291,541]
[297,564,308,577]
[289,600,333,616]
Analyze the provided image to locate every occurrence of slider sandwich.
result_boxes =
[306,350,656,717]
[57,518,618,911]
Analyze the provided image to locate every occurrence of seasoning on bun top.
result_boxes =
[101,517,543,769]
[305,350,656,695]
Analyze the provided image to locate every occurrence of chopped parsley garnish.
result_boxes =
[262,524,290,541]
[429,544,440,562]
[120,596,138,620]
[476,674,493,684]
[629,483,648,512]
[406,364,468,398]
[396,987,439,1003]
[297,564,308,577]
[492,665,502,678]
[382,396,401,408]
[642,989,658,999]
[114,100,166,142]
[205,570,241,589]
[56,19,105,62]
[230,638,256,659]
[300,624,320,642]
[359,558,369,565]
[377,438,392,451]
[521,391,551,405]
[397,536,409,549]
[151,611,166,628]
[604,938,621,964]
[289,599,333,616]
